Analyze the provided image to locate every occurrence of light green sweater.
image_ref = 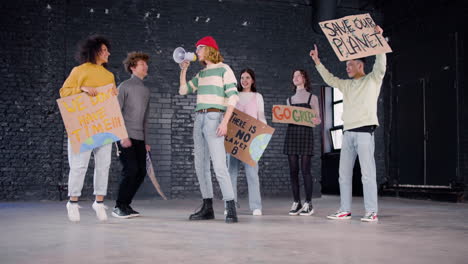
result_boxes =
[315,54,386,130]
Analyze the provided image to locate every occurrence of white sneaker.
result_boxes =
[327,210,352,220]
[66,201,81,222]
[299,202,314,216]
[252,209,262,216]
[361,212,378,222]
[92,201,108,221]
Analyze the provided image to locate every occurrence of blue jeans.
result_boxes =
[339,131,378,213]
[227,155,262,211]
[193,112,235,201]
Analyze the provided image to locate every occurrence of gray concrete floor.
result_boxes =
[0,196,467,264]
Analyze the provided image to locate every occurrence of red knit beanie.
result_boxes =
[195,36,219,51]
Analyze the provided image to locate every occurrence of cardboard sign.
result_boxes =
[57,83,128,153]
[272,105,318,127]
[225,109,275,167]
[319,13,392,61]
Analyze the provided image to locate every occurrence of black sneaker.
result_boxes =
[299,202,314,216]
[112,206,132,219]
[125,205,140,217]
[288,202,302,216]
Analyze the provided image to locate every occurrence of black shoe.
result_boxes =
[112,206,132,219]
[189,198,215,220]
[125,205,140,217]
[225,200,238,223]
[288,202,302,216]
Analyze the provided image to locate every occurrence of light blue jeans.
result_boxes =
[67,140,112,197]
[193,112,235,201]
[339,131,378,213]
[227,155,262,211]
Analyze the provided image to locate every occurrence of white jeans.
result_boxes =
[67,141,112,197]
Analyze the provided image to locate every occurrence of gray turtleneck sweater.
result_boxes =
[117,74,150,142]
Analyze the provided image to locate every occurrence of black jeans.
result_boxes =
[116,139,147,207]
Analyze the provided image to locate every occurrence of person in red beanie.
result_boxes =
[178,36,239,223]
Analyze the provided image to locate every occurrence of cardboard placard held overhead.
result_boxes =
[272,105,319,127]
[225,109,275,167]
[57,83,128,153]
[319,13,392,61]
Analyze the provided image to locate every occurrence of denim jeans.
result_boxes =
[67,140,112,197]
[339,131,378,213]
[227,155,262,210]
[193,112,235,201]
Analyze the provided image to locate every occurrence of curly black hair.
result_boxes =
[75,34,111,65]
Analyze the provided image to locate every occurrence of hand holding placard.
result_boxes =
[319,13,391,61]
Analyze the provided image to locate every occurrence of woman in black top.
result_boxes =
[284,69,321,216]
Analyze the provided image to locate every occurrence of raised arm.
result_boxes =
[310,44,348,91]
[368,26,387,81]
[179,61,190,95]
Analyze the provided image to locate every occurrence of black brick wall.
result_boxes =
[1,0,387,201]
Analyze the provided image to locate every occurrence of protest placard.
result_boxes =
[225,109,275,167]
[272,105,318,127]
[319,13,392,61]
[57,83,128,153]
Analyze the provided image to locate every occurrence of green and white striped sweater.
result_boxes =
[179,62,239,111]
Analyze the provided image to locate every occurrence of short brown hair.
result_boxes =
[123,51,149,73]
[201,46,223,65]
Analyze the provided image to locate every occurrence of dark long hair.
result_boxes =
[237,68,257,92]
[292,69,311,92]
[75,35,111,66]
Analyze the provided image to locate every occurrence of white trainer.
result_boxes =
[66,201,81,222]
[92,201,108,221]
[252,209,262,216]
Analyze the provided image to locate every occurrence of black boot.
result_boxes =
[189,198,215,220]
[225,200,238,223]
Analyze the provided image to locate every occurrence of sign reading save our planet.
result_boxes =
[319,13,392,61]
[57,83,128,153]
[225,109,275,167]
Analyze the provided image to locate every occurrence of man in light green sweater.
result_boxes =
[310,26,386,222]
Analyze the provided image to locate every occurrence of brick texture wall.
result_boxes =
[0,0,388,201]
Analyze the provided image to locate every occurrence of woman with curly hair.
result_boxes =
[59,35,117,222]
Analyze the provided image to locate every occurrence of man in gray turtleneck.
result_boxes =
[112,52,151,219]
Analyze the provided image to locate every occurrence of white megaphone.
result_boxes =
[173,47,197,63]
